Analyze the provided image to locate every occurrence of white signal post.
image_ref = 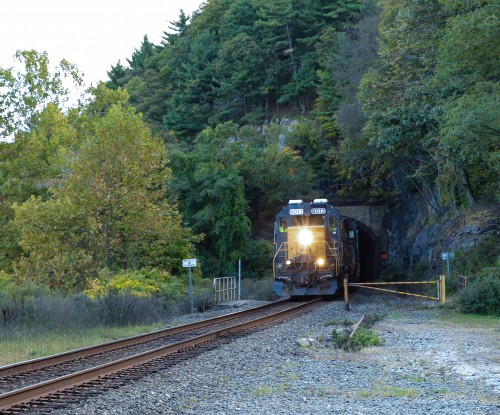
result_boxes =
[182,259,197,313]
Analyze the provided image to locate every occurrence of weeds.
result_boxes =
[331,327,383,352]
[358,384,418,398]
[324,317,354,327]
[328,313,385,352]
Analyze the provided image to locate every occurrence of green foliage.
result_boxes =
[0,54,83,271]
[168,121,315,277]
[458,269,500,316]
[323,317,354,327]
[11,85,199,291]
[108,0,363,136]
[355,0,499,210]
[362,313,385,329]
[454,235,500,276]
[331,327,383,352]
[84,268,181,298]
[329,313,384,351]
[453,236,500,316]
[0,50,83,139]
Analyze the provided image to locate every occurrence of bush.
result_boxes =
[331,327,383,352]
[454,235,500,276]
[95,292,164,326]
[458,267,500,315]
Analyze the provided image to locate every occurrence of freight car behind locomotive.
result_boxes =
[273,199,359,298]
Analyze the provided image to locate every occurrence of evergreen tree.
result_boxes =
[162,9,190,45]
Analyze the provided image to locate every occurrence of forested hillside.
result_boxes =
[0,0,498,294]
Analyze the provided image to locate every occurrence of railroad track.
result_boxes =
[0,298,322,414]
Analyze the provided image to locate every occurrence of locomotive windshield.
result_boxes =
[290,215,325,226]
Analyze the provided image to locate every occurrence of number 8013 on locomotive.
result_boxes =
[273,199,360,298]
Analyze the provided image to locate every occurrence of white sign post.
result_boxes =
[441,252,454,281]
[182,259,197,313]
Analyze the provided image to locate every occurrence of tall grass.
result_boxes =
[0,324,164,366]
[0,276,276,365]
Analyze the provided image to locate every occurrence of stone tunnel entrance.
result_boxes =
[357,222,383,281]
[337,204,388,282]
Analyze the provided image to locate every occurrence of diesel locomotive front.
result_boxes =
[273,199,359,298]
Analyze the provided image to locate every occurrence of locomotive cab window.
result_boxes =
[291,215,324,227]
[329,216,338,233]
[279,219,287,232]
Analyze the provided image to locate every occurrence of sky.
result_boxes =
[0,0,204,87]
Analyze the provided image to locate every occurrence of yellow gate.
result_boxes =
[343,276,446,310]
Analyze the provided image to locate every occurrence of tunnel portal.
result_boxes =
[356,222,383,281]
[337,204,388,282]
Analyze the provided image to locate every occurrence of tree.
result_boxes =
[357,0,448,213]
[434,1,500,205]
[162,9,191,45]
[0,50,83,140]
[13,85,199,290]
[163,30,220,135]
[167,120,317,276]
[0,51,83,272]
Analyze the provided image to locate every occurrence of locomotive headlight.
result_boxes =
[316,258,325,266]
[285,259,292,266]
[298,228,313,246]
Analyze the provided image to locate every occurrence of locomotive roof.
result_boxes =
[276,199,341,217]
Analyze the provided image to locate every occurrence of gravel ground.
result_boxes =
[52,293,499,415]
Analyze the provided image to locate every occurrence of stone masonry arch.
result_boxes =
[337,204,388,280]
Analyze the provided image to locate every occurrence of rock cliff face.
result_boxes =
[385,191,499,276]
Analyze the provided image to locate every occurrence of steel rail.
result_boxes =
[0,299,321,411]
[0,299,288,378]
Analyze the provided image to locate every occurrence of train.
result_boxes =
[273,199,360,298]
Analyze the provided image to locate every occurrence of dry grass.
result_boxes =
[0,324,164,366]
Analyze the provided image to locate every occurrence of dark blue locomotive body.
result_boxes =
[273,199,360,298]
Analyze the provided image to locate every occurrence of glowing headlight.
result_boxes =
[285,259,292,266]
[298,228,313,246]
[316,258,325,266]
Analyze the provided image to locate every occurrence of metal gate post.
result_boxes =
[440,275,446,304]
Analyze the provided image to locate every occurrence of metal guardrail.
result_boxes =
[213,277,237,304]
[344,276,446,310]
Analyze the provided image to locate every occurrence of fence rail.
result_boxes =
[213,277,237,304]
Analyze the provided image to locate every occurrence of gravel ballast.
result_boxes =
[53,294,499,415]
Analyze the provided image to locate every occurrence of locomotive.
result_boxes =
[273,199,360,298]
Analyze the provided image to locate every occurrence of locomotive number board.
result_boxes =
[311,208,326,214]
[289,208,304,215]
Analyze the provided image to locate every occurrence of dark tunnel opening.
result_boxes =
[357,223,382,282]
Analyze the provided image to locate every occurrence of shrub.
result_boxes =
[331,327,383,352]
[458,267,500,315]
[95,292,164,326]
[85,268,183,299]
[363,313,385,328]
[454,235,500,276]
